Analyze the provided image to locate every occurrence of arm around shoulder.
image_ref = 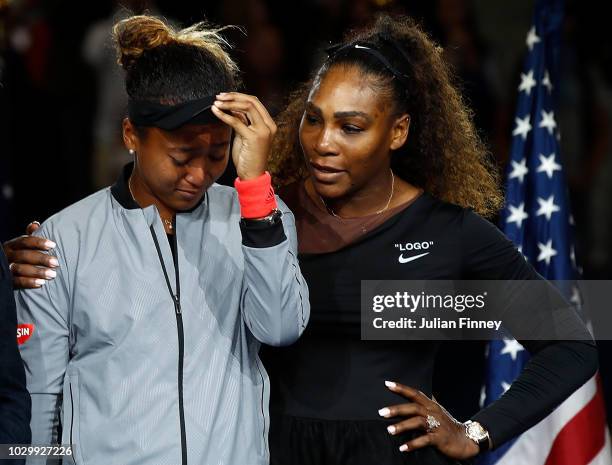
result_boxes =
[14,223,71,450]
[0,248,31,445]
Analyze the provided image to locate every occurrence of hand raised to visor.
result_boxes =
[211,92,277,181]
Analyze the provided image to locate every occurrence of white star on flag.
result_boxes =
[536,195,561,221]
[526,26,541,51]
[570,245,576,267]
[518,70,537,95]
[479,385,486,408]
[536,153,562,179]
[508,158,529,183]
[507,203,529,228]
[500,339,524,361]
[570,286,581,306]
[539,110,557,135]
[501,381,512,393]
[587,320,594,335]
[513,115,532,140]
[542,69,553,93]
[537,239,557,265]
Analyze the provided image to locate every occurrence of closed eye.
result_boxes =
[169,156,188,167]
[342,124,363,134]
[209,153,226,162]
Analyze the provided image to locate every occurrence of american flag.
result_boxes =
[479,0,611,464]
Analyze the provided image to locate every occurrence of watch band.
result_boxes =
[240,209,282,228]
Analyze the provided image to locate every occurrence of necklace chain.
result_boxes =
[320,170,395,219]
[128,175,174,231]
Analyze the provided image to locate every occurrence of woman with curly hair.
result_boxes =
[261,13,597,465]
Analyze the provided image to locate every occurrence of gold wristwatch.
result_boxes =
[464,420,491,452]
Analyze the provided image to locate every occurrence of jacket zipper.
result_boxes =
[69,380,77,465]
[150,225,187,465]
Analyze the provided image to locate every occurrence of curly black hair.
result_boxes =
[268,14,503,218]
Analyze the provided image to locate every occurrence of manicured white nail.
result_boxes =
[387,425,396,434]
[399,444,409,452]
[385,380,396,388]
[44,269,57,279]
[34,279,46,286]
[45,241,56,249]
[378,408,391,417]
[49,258,59,267]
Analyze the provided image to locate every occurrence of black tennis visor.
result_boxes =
[127,96,218,130]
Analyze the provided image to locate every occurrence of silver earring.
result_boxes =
[129,149,135,155]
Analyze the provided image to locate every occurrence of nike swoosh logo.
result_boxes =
[354,44,370,49]
[398,252,429,264]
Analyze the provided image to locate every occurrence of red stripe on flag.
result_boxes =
[544,376,607,465]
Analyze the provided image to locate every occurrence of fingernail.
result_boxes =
[45,241,56,249]
[45,269,57,279]
[378,408,391,417]
[34,279,46,286]
[217,92,227,96]
[385,380,396,388]
[387,425,396,434]
[32,221,41,226]
[399,444,409,452]
[49,258,59,267]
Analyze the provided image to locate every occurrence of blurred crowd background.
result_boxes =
[1,0,612,425]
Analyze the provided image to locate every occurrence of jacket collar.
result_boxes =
[111,162,140,210]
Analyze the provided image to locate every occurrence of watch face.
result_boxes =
[467,422,487,441]
[266,209,282,225]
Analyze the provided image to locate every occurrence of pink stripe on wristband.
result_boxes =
[234,171,278,219]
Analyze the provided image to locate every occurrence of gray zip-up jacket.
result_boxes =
[15,165,310,465]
